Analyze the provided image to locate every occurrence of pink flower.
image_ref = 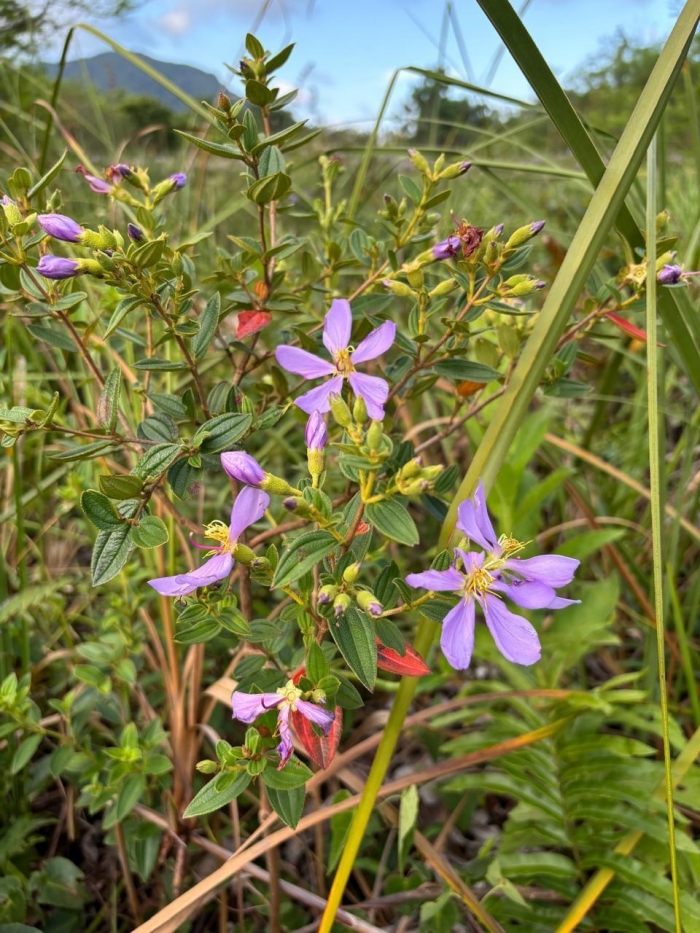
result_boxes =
[231,679,335,768]
[275,299,395,420]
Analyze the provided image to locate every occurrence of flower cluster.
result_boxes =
[406,482,579,670]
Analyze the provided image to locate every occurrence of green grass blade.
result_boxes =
[476,0,700,393]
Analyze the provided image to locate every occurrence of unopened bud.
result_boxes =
[196,760,219,774]
[251,557,271,572]
[419,465,443,482]
[505,220,545,250]
[329,393,353,428]
[342,562,361,585]
[244,728,261,754]
[352,394,367,424]
[399,457,423,480]
[367,419,383,451]
[439,159,472,180]
[406,268,424,289]
[311,688,327,704]
[382,279,416,298]
[260,474,300,496]
[218,91,232,111]
[407,148,429,173]
[429,278,458,298]
[231,543,256,564]
[356,590,382,617]
[656,210,670,235]
[333,593,352,617]
[318,584,339,605]
[127,223,144,241]
[1,195,23,226]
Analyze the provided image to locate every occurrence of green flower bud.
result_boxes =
[656,210,670,235]
[367,419,383,451]
[260,473,300,496]
[244,728,261,754]
[353,394,368,424]
[311,688,326,704]
[407,148,430,173]
[504,220,545,250]
[318,584,339,606]
[333,593,352,617]
[196,759,219,774]
[307,448,325,478]
[231,543,256,565]
[406,268,424,289]
[419,465,443,482]
[356,590,382,617]
[382,279,417,298]
[399,457,423,480]
[342,562,361,585]
[1,197,23,226]
[428,278,458,298]
[438,159,471,180]
[329,393,353,428]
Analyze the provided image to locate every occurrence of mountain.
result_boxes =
[43,52,226,112]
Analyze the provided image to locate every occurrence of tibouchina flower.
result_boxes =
[657,263,700,285]
[275,299,395,420]
[231,679,335,768]
[76,165,113,194]
[169,173,187,190]
[305,410,327,450]
[405,481,579,670]
[148,486,269,597]
[220,451,266,487]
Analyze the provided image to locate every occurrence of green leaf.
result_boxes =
[174,615,221,644]
[251,119,308,154]
[245,78,274,106]
[10,734,42,774]
[168,459,203,499]
[259,145,286,177]
[433,359,501,383]
[272,531,337,588]
[398,784,419,870]
[133,444,182,480]
[265,42,294,73]
[365,499,419,546]
[138,412,178,442]
[245,32,265,57]
[116,773,146,821]
[262,757,313,790]
[175,130,245,160]
[149,393,187,419]
[27,148,67,198]
[130,237,165,269]
[26,323,77,353]
[91,502,137,586]
[81,490,122,530]
[375,617,406,655]
[264,785,305,829]
[97,368,121,432]
[192,292,220,360]
[134,357,188,372]
[306,641,330,683]
[246,171,292,204]
[193,412,252,454]
[49,439,115,461]
[99,474,144,500]
[398,174,422,203]
[182,770,251,818]
[329,608,377,691]
[105,297,144,337]
[132,515,169,548]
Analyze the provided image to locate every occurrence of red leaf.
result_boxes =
[376,640,431,677]
[604,311,665,346]
[236,310,271,340]
[292,707,343,769]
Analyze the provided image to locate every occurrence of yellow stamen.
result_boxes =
[276,679,303,711]
[463,565,495,596]
[201,520,235,556]
[334,347,355,374]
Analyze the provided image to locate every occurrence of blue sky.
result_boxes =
[55,0,680,126]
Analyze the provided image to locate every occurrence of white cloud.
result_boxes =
[158,9,191,36]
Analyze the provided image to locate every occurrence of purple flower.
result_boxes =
[169,173,187,190]
[530,220,546,235]
[275,299,395,420]
[148,486,269,597]
[37,256,82,279]
[405,481,579,670]
[112,163,132,179]
[658,264,682,284]
[231,679,335,768]
[38,213,84,243]
[305,411,327,450]
[432,235,461,260]
[76,165,112,194]
[220,451,266,487]
[127,223,144,241]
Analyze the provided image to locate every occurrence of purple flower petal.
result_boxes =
[491,578,560,610]
[294,375,344,414]
[440,598,475,670]
[305,410,328,450]
[482,593,541,666]
[275,345,335,379]
[36,256,81,280]
[351,321,396,364]
[232,691,282,722]
[276,704,294,768]
[296,699,335,733]
[38,213,83,243]
[229,486,270,541]
[456,481,498,551]
[148,552,234,597]
[322,299,352,355]
[505,555,579,588]
[547,596,580,609]
[347,372,389,420]
[405,567,464,592]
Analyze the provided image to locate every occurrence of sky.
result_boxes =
[53,0,682,127]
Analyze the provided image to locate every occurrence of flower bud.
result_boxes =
[657,264,682,285]
[399,457,422,480]
[407,148,429,173]
[419,465,443,482]
[261,474,300,496]
[439,159,472,180]
[329,393,353,428]
[218,91,232,111]
[333,593,352,617]
[1,195,23,226]
[429,278,458,298]
[352,394,367,424]
[36,256,85,279]
[502,275,546,297]
[318,584,339,605]
[382,279,416,298]
[231,543,256,564]
[251,557,271,572]
[656,210,670,235]
[127,223,144,241]
[366,419,383,451]
[342,562,361,585]
[196,759,219,774]
[169,172,187,190]
[311,688,326,704]
[406,268,424,289]
[356,590,382,617]
[431,236,460,261]
[76,165,113,194]
[220,451,266,486]
[504,220,545,250]
[305,411,327,450]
